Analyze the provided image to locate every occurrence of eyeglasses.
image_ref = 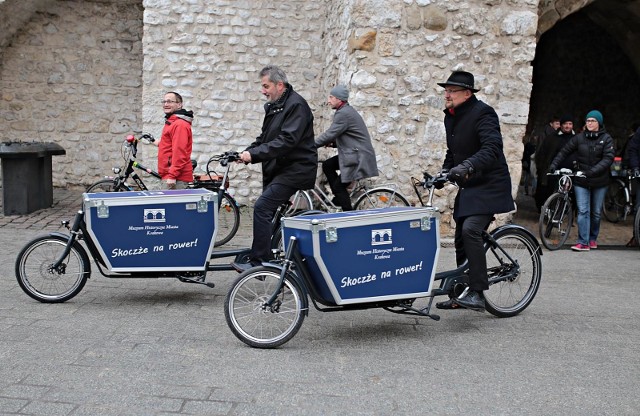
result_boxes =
[160,100,178,105]
[585,119,598,123]
[444,89,465,95]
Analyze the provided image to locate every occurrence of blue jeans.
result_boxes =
[573,185,608,245]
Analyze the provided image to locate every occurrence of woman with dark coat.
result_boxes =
[549,110,614,251]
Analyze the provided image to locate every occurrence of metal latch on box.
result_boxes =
[197,197,208,213]
[97,201,109,218]
[325,226,338,243]
[421,214,433,231]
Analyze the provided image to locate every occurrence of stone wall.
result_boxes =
[140,0,329,199]
[0,0,543,233]
[0,0,143,186]
[138,0,538,233]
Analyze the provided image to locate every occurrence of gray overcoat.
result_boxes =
[315,104,379,182]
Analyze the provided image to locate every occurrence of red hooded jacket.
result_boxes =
[158,110,193,182]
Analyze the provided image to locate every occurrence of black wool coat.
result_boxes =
[442,95,515,219]
[246,85,318,190]
[550,128,614,189]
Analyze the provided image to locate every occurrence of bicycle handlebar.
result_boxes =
[547,169,586,178]
[422,172,451,189]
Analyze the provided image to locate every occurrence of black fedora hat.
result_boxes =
[437,71,479,92]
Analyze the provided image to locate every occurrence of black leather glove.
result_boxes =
[449,161,474,185]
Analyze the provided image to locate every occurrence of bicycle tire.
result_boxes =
[86,178,129,193]
[215,192,241,247]
[286,190,313,215]
[634,209,640,250]
[602,179,627,223]
[484,227,542,318]
[538,192,573,250]
[224,266,305,348]
[353,187,410,210]
[270,209,325,253]
[15,235,90,303]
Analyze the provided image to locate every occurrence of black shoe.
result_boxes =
[231,262,252,273]
[435,298,461,310]
[231,258,263,273]
[453,290,485,312]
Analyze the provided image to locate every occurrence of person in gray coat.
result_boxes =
[315,85,379,211]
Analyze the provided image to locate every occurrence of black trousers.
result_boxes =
[251,182,297,261]
[322,155,353,211]
[454,214,493,292]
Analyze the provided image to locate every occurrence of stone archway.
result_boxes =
[515,0,640,244]
[529,0,640,143]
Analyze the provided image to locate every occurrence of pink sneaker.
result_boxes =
[589,241,597,249]
[571,243,590,252]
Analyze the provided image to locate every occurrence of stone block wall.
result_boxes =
[0,0,541,232]
[139,0,537,220]
[0,0,143,186]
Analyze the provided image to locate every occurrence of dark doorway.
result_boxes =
[527,7,640,149]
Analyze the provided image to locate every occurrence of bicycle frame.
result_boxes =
[99,135,161,191]
[267,172,541,318]
[48,209,250,286]
[262,221,539,322]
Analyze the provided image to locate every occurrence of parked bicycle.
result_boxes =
[224,171,542,348]
[538,169,584,250]
[86,135,241,247]
[602,169,638,223]
[86,133,160,193]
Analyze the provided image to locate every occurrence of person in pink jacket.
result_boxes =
[158,92,194,189]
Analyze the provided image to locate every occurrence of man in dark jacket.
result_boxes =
[435,71,515,311]
[232,65,317,271]
[315,85,379,211]
[534,114,577,210]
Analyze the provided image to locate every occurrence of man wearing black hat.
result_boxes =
[315,85,379,211]
[435,71,515,311]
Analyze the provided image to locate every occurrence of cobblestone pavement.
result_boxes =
[0,188,638,415]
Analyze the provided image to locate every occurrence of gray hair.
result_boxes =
[259,65,288,84]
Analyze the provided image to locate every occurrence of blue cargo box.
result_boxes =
[83,189,217,272]
[282,207,440,305]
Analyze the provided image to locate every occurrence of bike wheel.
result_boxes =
[15,235,90,303]
[353,188,410,210]
[215,192,241,247]
[286,190,313,215]
[602,179,627,223]
[86,179,118,193]
[538,193,573,250]
[484,227,542,318]
[224,267,306,348]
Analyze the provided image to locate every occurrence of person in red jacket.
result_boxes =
[158,92,194,189]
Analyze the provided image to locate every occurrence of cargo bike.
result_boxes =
[224,173,543,348]
[14,187,252,303]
